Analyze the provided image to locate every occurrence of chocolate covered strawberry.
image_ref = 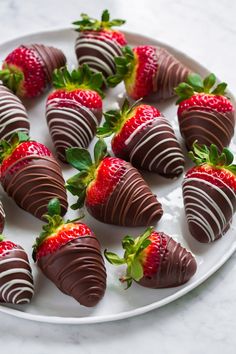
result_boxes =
[175,73,235,151]
[0,44,66,98]
[73,9,127,78]
[66,139,163,226]
[33,198,106,307]
[0,235,34,304]
[0,84,30,141]
[46,64,104,162]
[105,227,197,288]
[97,99,184,177]
[107,45,190,100]
[0,201,5,233]
[0,132,68,220]
[183,142,236,243]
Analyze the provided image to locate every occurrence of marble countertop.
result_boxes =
[0,0,235,353]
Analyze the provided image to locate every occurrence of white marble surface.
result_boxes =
[0,0,235,353]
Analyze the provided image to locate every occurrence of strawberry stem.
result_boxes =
[73,9,125,32]
[107,46,135,87]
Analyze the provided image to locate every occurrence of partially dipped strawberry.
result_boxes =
[46,64,104,162]
[105,227,197,288]
[0,44,66,98]
[97,99,184,177]
[66,139,163,226]
[175,73,235,151]
[107,45,190,100]
[0,235,34,304]
[33,198,106,307]
[0,132,68,220]
[183,143,236,243]
[73,9,127,78]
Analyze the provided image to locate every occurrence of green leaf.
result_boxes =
[212,82,227,95]
[209,144,218,164]
[109,19,126,26]
[94,139,108,166]
[101,9,109,22]
[222,148,234,165]
[203,73,216,92]
[104,251,125,265]
[187,73,204,91]
[227,165,236,175]
[130,258,143,281]
[70,190,86,209]
[66,147,93,171]
[121,98,130,114]
[47,198,61,217]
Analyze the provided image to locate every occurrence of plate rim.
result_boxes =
[0,26,235,325]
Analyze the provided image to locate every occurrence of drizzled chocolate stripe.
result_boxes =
[183,173,236,243]
[46,98,102,162]
[0,247,34,304]
[0,84,29,141]
[25,44,66,83]
[139,234,197,288]
[38,237,106,307]
[153,47,190,100]
[87,162,163,226]
[178,106,235,150]
[1,155,68,220]
[124,116,184,177]
[75,32,123,77]
[0,200,5,233]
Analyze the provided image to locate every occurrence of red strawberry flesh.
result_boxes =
[0,240,17,256]
[86,157,126,206]
[47,89,102,109]
[83,29,127,46]
[1,141,52,178]
[3,46,47,97]
[112,105,161,157]
[36,222,93,260]
[178,93,234,115]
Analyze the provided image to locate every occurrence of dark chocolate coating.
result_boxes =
[183,174,236,243]
[38,236,107,307]
[46,98,102,162]
[0,200,5,233]
[0,84,30,141]
[0,246,34,304]
[87,162,163,226]
[25,44,66,84]
[1,155,68,220]
[120,115,184,177]
[139,234,197,288]
[151,47,190,101]
[178,106,235,151]
[75,31,123,78]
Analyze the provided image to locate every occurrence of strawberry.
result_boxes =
[0,201,5,233]
[175,73,235,151]
[107,45,190,100]
[0,235,34,304]
[66,139,163,226]
[105,227,197,288]
[0,44,66,98]
[183,142,236,243]
[46,64,104,162]
[97,99,185,177]
[0,132,68,220]
[73,9,127,78]
[33,198,106,307]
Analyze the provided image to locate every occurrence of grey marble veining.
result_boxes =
[0,0,235,353]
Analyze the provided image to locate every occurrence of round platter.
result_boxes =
[0,28,235,324]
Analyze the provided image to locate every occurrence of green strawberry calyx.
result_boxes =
[73,9,125,32]
[32,198,83,261]
[0,235,5,243]
[52,64,104,98]
[0,64,24,96]
[189,142,236,175]
[104,227,153,289]
[66,139,109,210]
[107,46,135,87]
[0,132,29,163]
[174,73,228,104]
[97,98,142,138]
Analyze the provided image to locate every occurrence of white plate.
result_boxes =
[0,28,235,324]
